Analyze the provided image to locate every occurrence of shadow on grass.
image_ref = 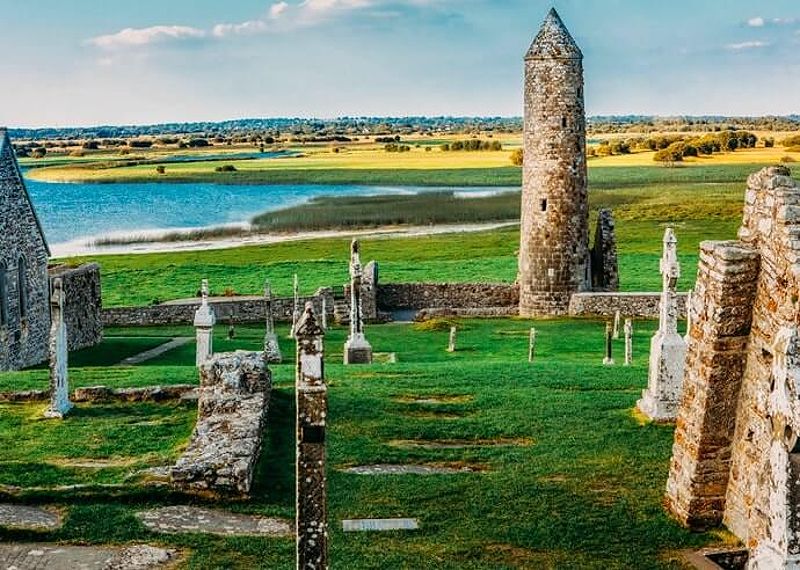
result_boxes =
[251,387,295,510]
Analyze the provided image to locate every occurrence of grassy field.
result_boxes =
[0,319,734,568]
[60,161,766,307]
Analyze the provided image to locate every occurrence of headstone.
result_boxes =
[637,228,687,421]
[343,239,373,364]
[290,274,300,338]
[194,279,216,368]
[612,310,621,340]
[263,280,282,364]
[227,323,235,341]
[624,319,633,366]
[342,519,419,532]
[321,296,328,330]
[603,322,614,366]
[684,289,694,343]
[528,327,537,363]
[447,326,457,353]
[295,303,328,570]
[44,278,72,419]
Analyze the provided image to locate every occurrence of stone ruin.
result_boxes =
[171,351,271,496]
[637,228,687,421]
[43,278,72,419]
[295,302,329,569]
[343,239,373,365]
[665,166,800,567]
[517,9,619,317]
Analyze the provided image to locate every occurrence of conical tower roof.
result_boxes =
[526,8,582,60]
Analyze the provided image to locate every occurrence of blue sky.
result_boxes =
[1,0,798,127]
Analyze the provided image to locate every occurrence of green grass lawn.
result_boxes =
[0,319,731,568]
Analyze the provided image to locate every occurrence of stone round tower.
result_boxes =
[518,8,590,317]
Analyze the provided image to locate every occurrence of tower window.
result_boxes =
[578,87,583,98]
[540,199,547,212]
[562,117,568,128]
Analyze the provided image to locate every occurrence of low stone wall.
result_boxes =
[415,306,520,320]
[48,263,103,351]
[568,292,688,318]
[103,295,326,327]
[171,351,271,496]
[377,283,519,311]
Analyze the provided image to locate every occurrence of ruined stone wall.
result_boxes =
[377,283,519,311]
[665,167,800,560]
[48,263,103,351]
[665,241,759,529]
[0,130,49,372]
[102,295,325,327]
[591,209,619,292]
[518,10,590,317]
[568,292,688,318]
[171,351,271,496]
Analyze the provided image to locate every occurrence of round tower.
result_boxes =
[518,8,589,317]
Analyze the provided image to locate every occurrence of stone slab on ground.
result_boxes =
[0,505,62,531]
[342,518,420,532]
[137,506,292,537]
[0,544,176,570]
[117,337,192,366]
[342,464,481,475]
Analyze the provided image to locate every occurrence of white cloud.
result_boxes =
[747,17,765,27]
[746,16,798,27]
[88,25,206,49]
[726,40,770,51]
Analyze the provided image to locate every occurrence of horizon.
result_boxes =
[2,0,799,128]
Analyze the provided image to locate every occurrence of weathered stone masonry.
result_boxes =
[0,129,50,372]
[48,263,103,352]
[665,167,800,566]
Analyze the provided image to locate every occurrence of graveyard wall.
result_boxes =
[376,283,519,311]
[48,263,103,351]
[568,292,688,318]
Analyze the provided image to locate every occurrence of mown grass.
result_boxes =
[0,318,729,568]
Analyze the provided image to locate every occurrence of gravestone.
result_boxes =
[295,303,329,570]
[263,280,282,364]
[447,326,457,353]
[603,322,614,366]
[637,228,687,421]
[624,319,633,367]
[684,289,694,343]
[43,278,72,419]
[613,310,621,339]
[194,279,215,368]
[343,239,373,364]
[528,327,537,363]
[290,274,300,338]
[342,519,419,532]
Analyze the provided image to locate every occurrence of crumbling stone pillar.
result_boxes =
[637,228,687,421]
[591,208,619,292]
[295,303,328,570]
[664,241,759,529]
[194,279,215,368]
[344,239,372,365]
[44,278,72,419]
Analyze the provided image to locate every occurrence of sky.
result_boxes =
[0,0,798,127]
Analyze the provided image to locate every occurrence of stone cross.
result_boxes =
[603,322,614,366]
[321,296,328,330]
[637,228,687,421]
[612,310,621,340]
[344,239,372,364]
[194,279,216,368]
[295,302,328,570]
[263,280,282,364]
[290,274,300,339]
[528,327,537,363]
[624,319,633,366]
[447,326,457,353]
[44,278,72,419]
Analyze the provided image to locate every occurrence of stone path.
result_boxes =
[342,464,481,475]
[137,506,292,537]
[0,544,176,570]
[342,518,419,532]
[0,505,62,531]
[116,338,192,366]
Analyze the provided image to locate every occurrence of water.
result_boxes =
[23,175,515,246]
